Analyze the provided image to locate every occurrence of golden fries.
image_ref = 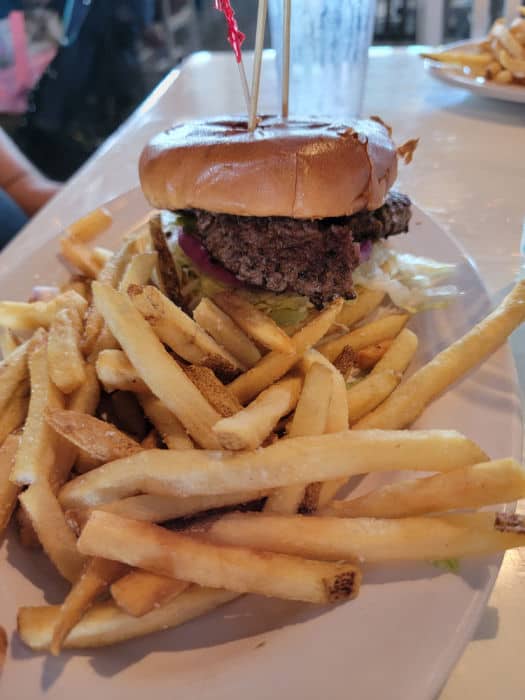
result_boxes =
[149,216,184,306]
[200,510,525,562]
[347,371,400,425]
[324,459,525,518]
[213,374,302,450]
[92,283,221,448]
[119,252,158,293]
[213,291,294,354]
[46,410,141,462]
[336,288,386,328]
[19,481,86,582]
[183,365,242,417]
[138,394,193,449]
[50,558,126,655]
[317,313,409,362]
[10,339,64,486]
[59,430,487,509]
[110,570,189,617]
[0,435,21,536]
[230,298,343,404]
[60,238,102,278]
[18,587,238,651]
[66,490,267,533]
[96,349,148,393]
[193,298,261,367]
[421,10,525,85]
[65,207,113,243]
[0,291,87,333]
[370,328,418,375]
[356,281,525,429]
[129,284,243,373]
[78,511,361,604]
[0,394,28,447]
[0,327,18,358]
[47,307,86,394]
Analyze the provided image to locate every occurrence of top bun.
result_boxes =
[139,116,398,219]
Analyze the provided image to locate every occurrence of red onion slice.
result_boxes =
[178,231,243,287]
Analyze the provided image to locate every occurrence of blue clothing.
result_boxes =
[0,188,27,248]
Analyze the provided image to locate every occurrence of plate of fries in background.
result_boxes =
[0,185,523,700]
[422,10,525,103]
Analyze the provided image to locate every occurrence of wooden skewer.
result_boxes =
[249,0,268,132]
[282,0,292,119]
[238,60,251,115]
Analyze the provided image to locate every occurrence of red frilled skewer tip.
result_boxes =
[214,0,246,63]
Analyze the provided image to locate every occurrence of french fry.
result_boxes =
[60,237,101,278]
[347,371,400,425]
[0,290,87,333]
[0,435,21,536]
[92,283,221,449]
[492,23,525,59]
[10,340,64,486]
[0,394,28,447]
[325,459,525,518]
[494,68,513,83]
[420,51,493,68]
[183,365,242,417]
[18,586,238,651]
[110,391,148,440]
[15,506,40,549]
[91,247,114,268]
[370,328,418,375]
[317,314,409,362]
[118,252,158,293]
[355,280,525,429]
[138,394,193,450]
[193,298,262,368]
[0,327,18,358]
[199,510,525,562]
[149,215,184,307]
[213,292,294,354]
[60,275,91,302]
[141,429,161,449]
[332,345,358,377]
[47,306,86,394]
[314,368,351,511]
[213,375,302,450]
[230,298,343,404]
[81,238,137,355]
[50,558,126,655]
[265,364,332,515]
[46,410,141,463]
[67,488,269,527]
[499,48,525,77]
[64,207,113,243]
[111,570,189,617]
[128,285,243,375]
[77,511,361,604]
[0,337,30,416]
[68,363,100,415]
[355,340,394,370]
[19,481,86,582]
[96,349,148,394]
[59,430,487,509]
[336,288,385,328]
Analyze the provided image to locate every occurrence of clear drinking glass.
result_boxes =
[268,0,376,118]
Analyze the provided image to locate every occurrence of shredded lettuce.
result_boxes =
[353,241,458,313]
[431,558,460,574]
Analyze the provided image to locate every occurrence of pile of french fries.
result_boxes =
[0,204,524,661]
[422,9,525,85]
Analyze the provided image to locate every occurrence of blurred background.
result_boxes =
[0,0,513,181]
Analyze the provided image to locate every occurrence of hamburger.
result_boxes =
[139,116,419,326]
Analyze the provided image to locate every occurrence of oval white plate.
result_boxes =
[0,189,522,700]
[423,41,525,104]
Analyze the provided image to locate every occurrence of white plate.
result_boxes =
[0,189,522,700]
[423,41,525,104]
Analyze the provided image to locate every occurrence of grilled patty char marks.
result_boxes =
[181,191,411,306]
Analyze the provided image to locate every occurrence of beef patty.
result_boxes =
[180,191,411,306]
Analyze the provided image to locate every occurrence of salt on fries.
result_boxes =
[0,204,521,660]
[422,12,525,85]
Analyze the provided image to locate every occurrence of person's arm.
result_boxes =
[0,129,61,216]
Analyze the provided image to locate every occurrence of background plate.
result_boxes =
[0,189,522,700]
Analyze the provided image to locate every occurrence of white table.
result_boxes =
[16,48,525,699]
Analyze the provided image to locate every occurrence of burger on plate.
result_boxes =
[139,116,447,327]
